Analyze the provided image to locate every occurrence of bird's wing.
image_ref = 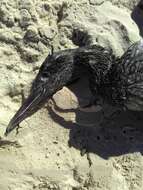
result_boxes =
[119,40,143,98]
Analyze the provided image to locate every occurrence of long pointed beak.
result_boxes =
[5,89,47,136]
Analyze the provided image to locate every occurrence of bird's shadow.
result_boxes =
[131,0,143,37]
[47,77,143,159]
[0,138,22,148]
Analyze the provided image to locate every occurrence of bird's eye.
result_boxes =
[55,56,65,63]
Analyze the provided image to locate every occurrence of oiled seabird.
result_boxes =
[5,40,143,135]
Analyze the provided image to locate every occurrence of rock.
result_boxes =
[24,25,39,42]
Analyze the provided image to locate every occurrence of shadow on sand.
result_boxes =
[47,77,143,159]
[0,138,22,148]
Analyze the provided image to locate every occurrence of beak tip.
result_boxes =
[4,128,9,136]
[4,124,12,136]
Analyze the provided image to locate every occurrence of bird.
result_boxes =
[5,40,143,136]
[5,44,114,135]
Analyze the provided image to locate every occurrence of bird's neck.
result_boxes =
[75,45,115,84]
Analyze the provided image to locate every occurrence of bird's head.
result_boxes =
[5,50,74,136]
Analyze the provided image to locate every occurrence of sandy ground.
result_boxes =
[0,0,143,189]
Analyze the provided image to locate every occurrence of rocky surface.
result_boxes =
[0,0,143,190]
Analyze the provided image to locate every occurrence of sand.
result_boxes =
[0,0,143,189]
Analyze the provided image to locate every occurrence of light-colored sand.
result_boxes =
[0,0,143,189]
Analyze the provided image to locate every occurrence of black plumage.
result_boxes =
[115,40,143,111]
[5,40,143,135]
